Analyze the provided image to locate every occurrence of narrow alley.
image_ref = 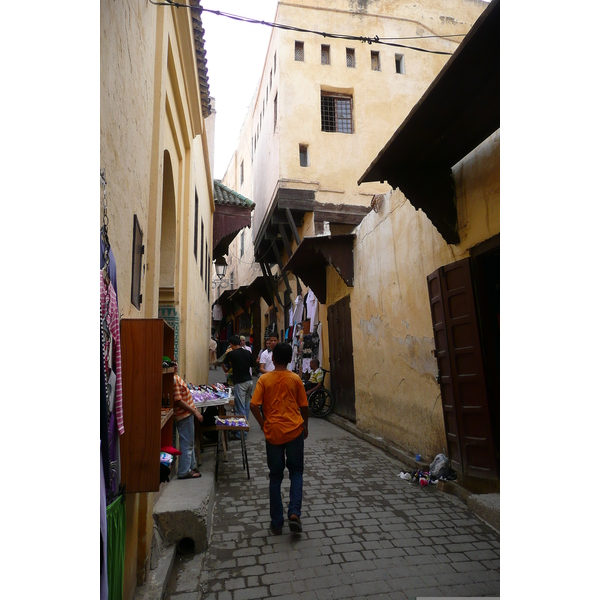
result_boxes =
[164,375,500,600]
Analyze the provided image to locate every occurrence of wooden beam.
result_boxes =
[285,208,302,246]
[259,262,276,311]
[277,198,317,212]
[278,223,293,260]
[272,243,293,296]
[263,262,284,308]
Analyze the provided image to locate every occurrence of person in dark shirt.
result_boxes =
[222,335,255,437]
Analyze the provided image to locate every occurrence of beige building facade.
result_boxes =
[219,0,487,350]
[101,0,214,596]
[216,0,499,490]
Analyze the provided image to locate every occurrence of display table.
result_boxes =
[194,395,234,463]
[192,390,251,480]
[213,416,250,481]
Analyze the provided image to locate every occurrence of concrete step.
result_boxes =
[132,544,176,600]
[153,456,216,555]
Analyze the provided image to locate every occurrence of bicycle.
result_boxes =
[306,369,335,418]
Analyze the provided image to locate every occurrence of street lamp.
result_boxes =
[212,261,228,290]
[215,262,227,280]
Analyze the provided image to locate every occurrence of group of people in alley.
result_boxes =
[174,331,321,534]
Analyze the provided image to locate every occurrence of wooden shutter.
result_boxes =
[427,258,498,479]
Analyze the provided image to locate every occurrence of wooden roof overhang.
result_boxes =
[213,276,272,313]
[253,187,368,307]
[213,180,255,264]
[358,0,500,245]
[213,204,253,264]
[282,234,355,304]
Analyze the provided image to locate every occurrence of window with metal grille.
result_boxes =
[321,44,330,65]
[240,230,245,257]
[240,160,244,186]
[270,69,272,88]
[371,51,381,71]
[299,144,309,167]
[274,52,277,73]
[274,93,278,131]
[346,48,355,68]
[395,53,405,74]
[321,92,353,134]
[295,41,304,61]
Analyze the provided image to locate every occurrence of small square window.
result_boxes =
[346,48,355,68]
[395,53,405,74]
[299,145,309,167]
[295,41,304,62]
[371,51,381,71]
[321,45,330,65]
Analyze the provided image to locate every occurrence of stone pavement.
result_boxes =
[164,410,500,600]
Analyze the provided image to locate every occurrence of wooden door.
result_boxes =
[427,259,498,479]
[327,295,356,421]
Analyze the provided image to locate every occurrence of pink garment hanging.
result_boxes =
[100,271,124,435]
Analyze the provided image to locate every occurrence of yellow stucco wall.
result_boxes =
[101,1,213,596]
[351,130,500,460]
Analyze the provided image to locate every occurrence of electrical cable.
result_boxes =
[148,0,456,56]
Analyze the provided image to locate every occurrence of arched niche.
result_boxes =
[159,150,177,303]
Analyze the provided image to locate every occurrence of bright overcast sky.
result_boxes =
[201,0,280,180]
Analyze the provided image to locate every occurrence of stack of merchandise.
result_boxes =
[215,416,247,428]
[188,382,231,404]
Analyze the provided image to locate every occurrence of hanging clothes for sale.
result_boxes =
[101,224,124,499]
[292,294,304,324]
[106,493,126,600]
[306,289,318,332]
[100,444,109,600]
[212,303,223,321]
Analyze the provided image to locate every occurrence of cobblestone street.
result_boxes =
[165,415,500,599]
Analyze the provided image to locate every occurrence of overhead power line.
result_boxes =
[149,1,461,56]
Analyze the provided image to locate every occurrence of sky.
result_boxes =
[201,0,280,180]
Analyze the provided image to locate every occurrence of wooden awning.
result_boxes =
[358,0,500,244]
[283,235,355,303]
[213,180,255,263]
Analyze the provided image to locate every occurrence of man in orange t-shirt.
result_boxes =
[250,343,308,535]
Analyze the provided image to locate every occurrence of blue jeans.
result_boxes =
[265,431,304,529]
[175,414,197,478]
[233,380,254,436]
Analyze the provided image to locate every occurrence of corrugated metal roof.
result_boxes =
[214,180,255,209]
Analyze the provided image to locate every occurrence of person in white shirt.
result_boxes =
[259,334,278,374]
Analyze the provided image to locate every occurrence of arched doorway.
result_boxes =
[159,150,180,360]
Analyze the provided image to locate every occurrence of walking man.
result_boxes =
[222,335,255,435]
[259,333,278,374]
[250,343,308,535]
